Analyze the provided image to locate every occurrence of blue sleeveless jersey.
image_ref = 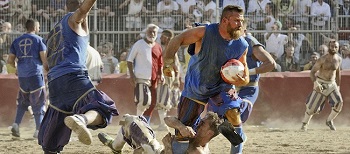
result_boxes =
[10,33,46,77]
[46,12,89,81]
[182,23,249,102]
[244,34,263,82]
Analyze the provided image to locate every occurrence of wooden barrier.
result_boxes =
[0,71,349,127]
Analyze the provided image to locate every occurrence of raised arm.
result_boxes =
[68,0,97,34]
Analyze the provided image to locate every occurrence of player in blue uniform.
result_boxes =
[163,5,250,153]
[230,20,276,154]
[38,0,119,153]
[8,19,48,139]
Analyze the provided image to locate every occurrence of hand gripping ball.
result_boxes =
[220,59,244,84]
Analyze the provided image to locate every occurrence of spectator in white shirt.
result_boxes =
[310,0,331,29]
[222,0,246,13]
[157,0,179,29]
[176,0,196,17]
[264,21,288,60]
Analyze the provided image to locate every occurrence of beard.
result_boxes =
[146,35,157,42]
[227,26,243,40]
[328,50,336,55]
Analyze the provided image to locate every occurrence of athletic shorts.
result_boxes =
[38,71,119,152]
[207,91,243,118]
[238,86,259,123]
[17,74,46,110]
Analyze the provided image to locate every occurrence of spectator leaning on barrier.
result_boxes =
[100,42,119,74]
[279,44,299,72]
[264,20,288,60]
[119,0,152,31]
[303,52,320,71]
[118,48,129,74]
[295,0,312,30]
[310,0,331,29]
[0,21,12,58]
[157,0,179,30]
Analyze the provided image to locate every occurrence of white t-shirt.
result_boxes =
[157,1,179,12]
[176,0,196,14]
[265,15,276,31]
[264,33,288,59]
[127,39,154,80]
[310,1,331,26]
[128,0,144,15]
[86,45,103,81]
[102,56,119,74]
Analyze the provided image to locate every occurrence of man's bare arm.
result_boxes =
[336,57,342,87]
[310,57,323,82]
[7,53,16,69]
[69,0,96,33]
[164,116,196,138]
[39,51,49,71]
[237,49,250,86]
[163,27,205,60]
[252,45,276,74]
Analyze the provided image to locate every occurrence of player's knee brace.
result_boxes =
[225,108,241,127]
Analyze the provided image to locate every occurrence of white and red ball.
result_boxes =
[220,59,244,84]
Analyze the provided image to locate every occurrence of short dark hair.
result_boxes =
[206,111,223,138]
[220,5,244,22]
[162,29,174,39]
[25,19,38,31]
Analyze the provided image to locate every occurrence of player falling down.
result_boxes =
[97,112,234,154]
[98,114,164,154]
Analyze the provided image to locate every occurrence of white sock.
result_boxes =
[112,129,126,150]
[136,106,146,116]
[302,112,313,124]
[327,109,339,122]
[158,109,167,126]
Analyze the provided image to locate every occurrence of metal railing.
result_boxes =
[1,3,350,65]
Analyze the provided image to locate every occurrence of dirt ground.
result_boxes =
[1,119,350,154]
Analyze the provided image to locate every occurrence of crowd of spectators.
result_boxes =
[1,0,350,73]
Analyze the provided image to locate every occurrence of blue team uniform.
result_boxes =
[38,13,119,153]
[10,33,47,131]
[175,23,248,141]
[239,34,263,123]
[231,34,264,154]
